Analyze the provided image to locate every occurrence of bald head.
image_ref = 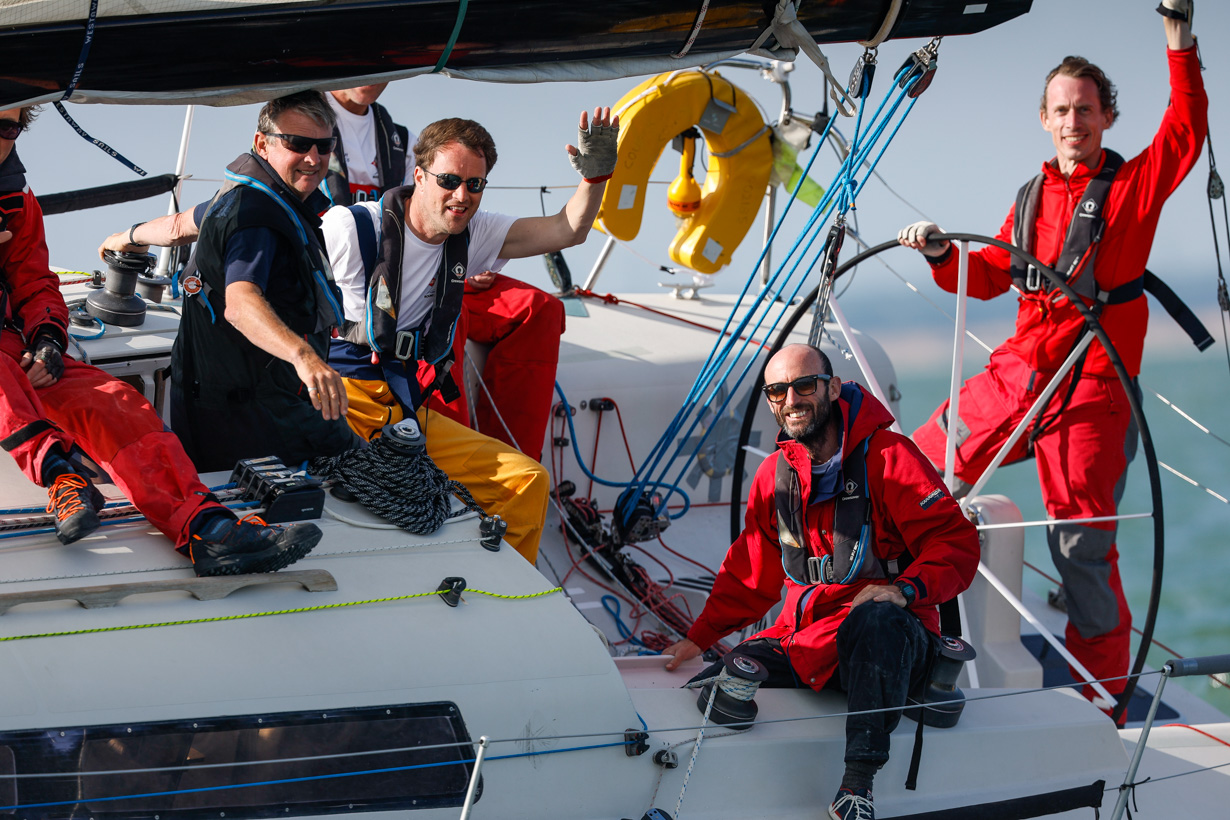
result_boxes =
[764,344,832,385]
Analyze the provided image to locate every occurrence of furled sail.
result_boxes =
[0,0,1031,109]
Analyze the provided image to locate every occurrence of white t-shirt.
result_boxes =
[323,201,516,333]
[327,96,416,203]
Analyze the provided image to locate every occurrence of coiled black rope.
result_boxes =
[310,438,484,534]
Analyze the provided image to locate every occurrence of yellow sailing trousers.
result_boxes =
[342,377,548,564]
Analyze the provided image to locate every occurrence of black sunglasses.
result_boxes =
[762,374,832,403]
[0,120,22,140]
[426,170,488,194]
[264,132,337,155]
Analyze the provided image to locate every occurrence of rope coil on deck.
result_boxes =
[310,435,484,534]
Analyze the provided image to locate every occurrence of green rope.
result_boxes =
[432,0,470,73]
[0,585,562,642]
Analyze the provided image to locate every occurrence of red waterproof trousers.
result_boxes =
[913,349,1134,704]
[0,330,223,548]
[423,273,564,463]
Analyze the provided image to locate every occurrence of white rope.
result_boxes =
[1143,383,1230,449]
[464,348,523,453]
[674,672,721,820]
[322,505,400,529]
[671,0,711,59]
[975,512,1154,531]
[857,0,903,49]
[1158,461,1229,503]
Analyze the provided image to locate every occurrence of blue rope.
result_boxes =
[616,111,843,523]
[601,594,660,653]
[627,65,925,518]
[0,512,147,541]
[69,315,106,340]
[552,382,694,513]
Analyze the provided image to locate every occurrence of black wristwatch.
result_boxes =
[893,580,916,606]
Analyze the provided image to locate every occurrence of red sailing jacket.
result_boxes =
[687,383,980,689]
[0,155,70,348]
[929,47,1207,379]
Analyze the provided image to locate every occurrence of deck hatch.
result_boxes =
[0,701,478,818]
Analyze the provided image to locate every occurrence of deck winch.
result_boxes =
[86,250,157,327]
[688,652,769,729]
[905,635,977,729]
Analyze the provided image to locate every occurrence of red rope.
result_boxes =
[573,288,773,350]
[586,407,604,498]
[1161,724,1230,748]
[656,534,720,578]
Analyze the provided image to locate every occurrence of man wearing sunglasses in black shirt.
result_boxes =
[0,104,322,576]
[169,90,363,472]
[103,84,567,468]
[663,344,979,820]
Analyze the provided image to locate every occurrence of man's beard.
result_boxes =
[775,395,833,448]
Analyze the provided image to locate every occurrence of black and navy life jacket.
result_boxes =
[773,387,908,586]
[329,185,468,413]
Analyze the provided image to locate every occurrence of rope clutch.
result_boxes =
[311,418,485,535]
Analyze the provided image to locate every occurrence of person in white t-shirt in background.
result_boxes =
[323,84,414,205]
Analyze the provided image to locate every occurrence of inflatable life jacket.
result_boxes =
[597,70,772,275]
[773,390,908,586]
[335,185,468,410]
[1010,150,1211,349]
[339,185,468,366]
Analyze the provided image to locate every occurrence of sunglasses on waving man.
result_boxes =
[426,170,489,194]
[264,132,337,155]
[762,374,832,404]
[0,120,22,141]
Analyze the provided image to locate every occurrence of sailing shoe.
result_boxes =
[46,473,105,545]
[189,514,322,577]
[828,787,874,820]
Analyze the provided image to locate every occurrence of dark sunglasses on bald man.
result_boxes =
[762,374,832,404]
[426,170,489,194]
[264,132,337,155]
[0,120,23,140]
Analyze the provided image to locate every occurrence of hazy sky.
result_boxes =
[16,0,1229,346]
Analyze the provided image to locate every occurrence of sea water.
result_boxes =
[895,344,1230,715]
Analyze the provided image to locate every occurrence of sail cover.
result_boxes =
[0,0,1032,109]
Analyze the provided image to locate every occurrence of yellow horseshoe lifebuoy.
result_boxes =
[597,70,773,275]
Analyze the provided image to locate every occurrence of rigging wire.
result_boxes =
[623,60,930,526]
[1202,129,1230,376]
[10,665,1226,816]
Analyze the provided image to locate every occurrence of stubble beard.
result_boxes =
[776,396,832,450]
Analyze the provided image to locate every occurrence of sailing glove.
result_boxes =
[898,221,950,258]
[1157,0,1192,24]
[570,120,619,183]
[29,331,65,382]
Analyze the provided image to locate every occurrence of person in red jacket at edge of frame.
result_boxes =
[100,82,565,465]
[897,1,1204,723]
[0,105,322,576]
[663,344,980,820]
